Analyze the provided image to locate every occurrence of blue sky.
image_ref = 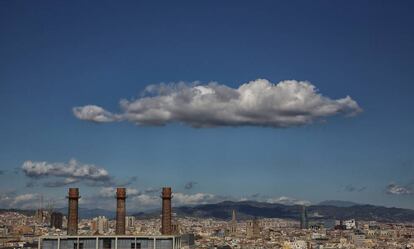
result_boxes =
[1,0,414,211]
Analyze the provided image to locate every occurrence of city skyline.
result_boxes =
[1,0,414,211]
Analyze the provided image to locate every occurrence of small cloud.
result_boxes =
[72,105,120,123]
[386,183,414,195]
[184,181,197,190]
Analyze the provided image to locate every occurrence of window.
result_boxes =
[103,239,111,249]
[74,243,84,249]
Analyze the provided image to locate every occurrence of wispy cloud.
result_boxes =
[344,184,367,192]
[73,79,362,128]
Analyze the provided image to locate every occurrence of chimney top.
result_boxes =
[116,188,126,198]
[68,188,79,198]
[162,187,172,198]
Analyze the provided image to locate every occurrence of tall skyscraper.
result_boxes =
[300,205,308,229]
[125,216,135,229]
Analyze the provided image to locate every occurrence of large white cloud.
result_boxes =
[21,159,112,187]
[73,79,362,128]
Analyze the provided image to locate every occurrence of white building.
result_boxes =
[92,216,109,234]
[344,219,356,230]
[125,216,135,229]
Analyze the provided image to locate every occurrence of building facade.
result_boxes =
[39,235,182,249]
[246,219,260,239]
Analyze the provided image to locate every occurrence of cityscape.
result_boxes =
[1,0,414,249]
[1,187,414,248]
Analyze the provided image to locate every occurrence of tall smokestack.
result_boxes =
[161,187,172,235]
[116,188,126,235]
[67,188,80,235]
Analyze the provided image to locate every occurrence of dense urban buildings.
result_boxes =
[2,210,414,249]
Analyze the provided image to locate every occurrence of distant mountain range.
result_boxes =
[3,200,414,222]
[318,200,362,207]
[0,208,35,216]
[134,201,414,223]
